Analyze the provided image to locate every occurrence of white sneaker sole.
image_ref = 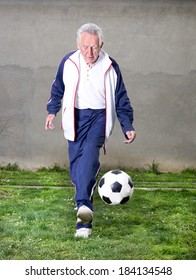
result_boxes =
[77,205,93,223]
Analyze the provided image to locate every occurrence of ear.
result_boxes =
[100,42,104,49]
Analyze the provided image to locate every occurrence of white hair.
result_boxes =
[76,23,104,46]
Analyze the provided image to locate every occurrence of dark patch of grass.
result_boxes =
[0,162,20,171]
[145,159,161,175]
[37,163,69,173]
[181,168,196,175]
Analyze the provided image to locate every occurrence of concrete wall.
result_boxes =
[0,0,196,171]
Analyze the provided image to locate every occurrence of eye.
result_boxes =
[82,45,88,50]
[91,46,99,50]
[81,45,99,51]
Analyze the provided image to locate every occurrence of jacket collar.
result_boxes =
[69,50,112,71]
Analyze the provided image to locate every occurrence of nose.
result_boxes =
[87,47,93,55]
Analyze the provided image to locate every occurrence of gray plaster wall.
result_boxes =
[0,0,196,171]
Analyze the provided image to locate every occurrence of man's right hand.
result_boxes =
[45,114,56,130]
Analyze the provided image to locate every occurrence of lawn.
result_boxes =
[0,165,195,260]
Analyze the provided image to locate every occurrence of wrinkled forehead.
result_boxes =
[78,32,100,46]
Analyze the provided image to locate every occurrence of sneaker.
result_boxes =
[75,228,92,238]
[77,205,93,223]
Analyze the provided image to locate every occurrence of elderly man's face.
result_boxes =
[77,32,103,65]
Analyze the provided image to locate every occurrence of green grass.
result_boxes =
[0,165,195,260]
[0,164,195,187]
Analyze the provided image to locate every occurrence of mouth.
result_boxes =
[87,57,95,63]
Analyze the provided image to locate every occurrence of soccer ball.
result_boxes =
[98,170,134,205]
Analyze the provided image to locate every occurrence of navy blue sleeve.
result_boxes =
[111,58,135,133]
[46,51,76,115]
[46,58,65,115]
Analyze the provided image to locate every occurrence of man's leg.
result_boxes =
[68,109,105,237]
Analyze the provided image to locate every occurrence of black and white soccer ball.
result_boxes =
[98,170,134,205]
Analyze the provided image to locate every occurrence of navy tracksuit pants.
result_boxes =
[68,108,106,228]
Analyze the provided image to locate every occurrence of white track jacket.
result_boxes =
[47,50,134,141]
